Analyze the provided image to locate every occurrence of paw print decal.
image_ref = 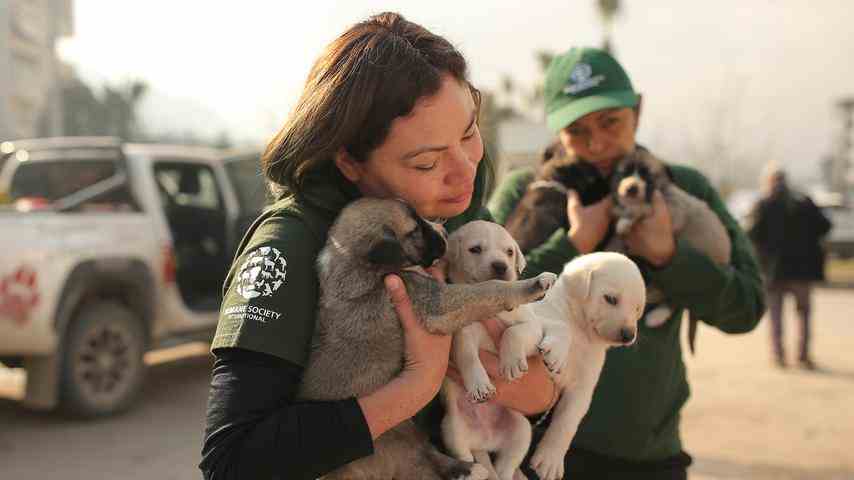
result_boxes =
[0,266,40,326]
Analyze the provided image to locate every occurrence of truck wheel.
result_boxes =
[59,301,147,417]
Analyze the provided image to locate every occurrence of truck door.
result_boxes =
[152,161,228,310]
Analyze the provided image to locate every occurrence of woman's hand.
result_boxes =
[447,317,556,416]
[623,191,676,267]
[389,273,452,396]
[358,273,452,439]
[567,189,613,254]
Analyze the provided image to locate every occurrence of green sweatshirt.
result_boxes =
[489,162,765,461]
[212,160,493,365]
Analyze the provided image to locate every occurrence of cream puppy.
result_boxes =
[440,220,534,480]
[516,252,646,480]
[441,234,646,480]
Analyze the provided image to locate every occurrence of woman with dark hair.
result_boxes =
[199,12,554,479]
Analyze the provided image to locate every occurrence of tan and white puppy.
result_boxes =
[440,220,533,480]
[498,252,647,480]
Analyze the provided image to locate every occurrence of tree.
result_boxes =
[101,81,147,140]
[596,0,621,55]
[60,68,148,141]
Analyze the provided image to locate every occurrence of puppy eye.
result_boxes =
[506,248,514,257]
[604,294,619,306]
[469,245,482,254]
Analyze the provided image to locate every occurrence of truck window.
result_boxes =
[10,159,116,200]
[153,163,222,211]
[7,159,135,212]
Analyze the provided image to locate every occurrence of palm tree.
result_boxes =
[596,0,621,55]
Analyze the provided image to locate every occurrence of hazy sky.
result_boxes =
[58,0,854,183]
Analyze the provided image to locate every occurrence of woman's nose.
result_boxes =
[445,145,476,185]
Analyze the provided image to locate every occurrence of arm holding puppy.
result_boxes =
[358,274,454,440]
[626,167,765,333]
[622,190,675,267]
[443,317,556,416]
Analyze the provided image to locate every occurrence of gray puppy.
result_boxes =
[297,198,557,480]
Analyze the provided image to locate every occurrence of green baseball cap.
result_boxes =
[544,47,640,132]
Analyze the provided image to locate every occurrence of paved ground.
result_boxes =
[1,288,852,479]
[683,287,854,480]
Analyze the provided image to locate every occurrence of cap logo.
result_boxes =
[563,63,605,95]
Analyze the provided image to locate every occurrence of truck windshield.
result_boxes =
[5,158,135,212]
[11,159,116,201]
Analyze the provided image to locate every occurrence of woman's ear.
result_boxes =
[335,148,363,183]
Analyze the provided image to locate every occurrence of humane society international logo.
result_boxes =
[563,63,605,95]
[235,246,287,300]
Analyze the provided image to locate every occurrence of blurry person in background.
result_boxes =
[747,163,832,370]
[490,46,765,480]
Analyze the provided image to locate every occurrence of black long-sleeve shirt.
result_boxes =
[199,348,374,479]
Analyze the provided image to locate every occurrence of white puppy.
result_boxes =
[440,220,535,480]
[511,252,646,480]
[440,224,646,480]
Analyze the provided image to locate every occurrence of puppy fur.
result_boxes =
[440,221,534,480]
[297,199,557,480]
[607,147,732,327]
[504,141,610,254]
[499,252,646,480]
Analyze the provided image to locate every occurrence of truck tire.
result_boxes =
[59,301,147,417]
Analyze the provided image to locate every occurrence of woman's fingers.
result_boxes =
[386,274,418,331]
[385,274,451,384]
[478,350,555,416]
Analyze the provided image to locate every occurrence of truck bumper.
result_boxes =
[0,321,57,355]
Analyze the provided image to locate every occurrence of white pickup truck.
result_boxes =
[0,137,266,416]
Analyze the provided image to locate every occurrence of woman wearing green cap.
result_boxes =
[490,46,765,479]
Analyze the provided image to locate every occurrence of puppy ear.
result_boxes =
[444,231,462,265]
[566,264,595,301]
[513,240,527,275]
[367,227,406,265]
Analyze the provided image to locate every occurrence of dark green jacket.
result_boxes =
[212,161,493,366]
[489,163,765,461]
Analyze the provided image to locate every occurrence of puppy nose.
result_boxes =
[626,185,639,197]
[491,262,508,276]
[620,327,636,344]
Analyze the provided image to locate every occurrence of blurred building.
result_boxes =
[495,118,554,180]
[0,0,73,140]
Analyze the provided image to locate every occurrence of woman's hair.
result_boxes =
[262,12,482,198]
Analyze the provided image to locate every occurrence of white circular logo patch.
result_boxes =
[235,246,287,300]
[570,63,593,83]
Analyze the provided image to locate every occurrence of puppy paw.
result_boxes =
[645,305,672,328]
[615,219,632,236]
[450,462,489,480]
[538,335,569,375]
[530,446,566,480]
[500,353,529,381]
[530,272,557,300]
[465,379,496,403]
[512,469,529,480]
